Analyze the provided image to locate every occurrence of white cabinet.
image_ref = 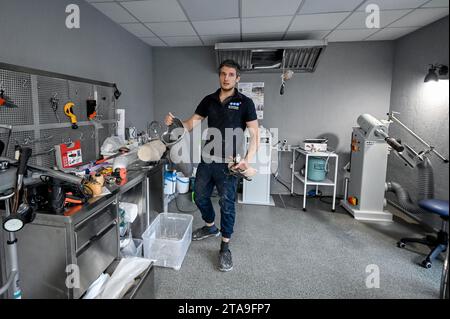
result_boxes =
[240,128,274,206]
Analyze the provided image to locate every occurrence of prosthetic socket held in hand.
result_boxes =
[227,155,257,181]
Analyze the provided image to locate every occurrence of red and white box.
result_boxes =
[55,140,83,171]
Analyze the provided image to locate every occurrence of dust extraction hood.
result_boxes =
[215,40,327,73]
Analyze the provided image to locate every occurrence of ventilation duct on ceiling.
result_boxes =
[215,40,327,73]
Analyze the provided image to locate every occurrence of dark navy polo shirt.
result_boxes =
[195,88,257,161]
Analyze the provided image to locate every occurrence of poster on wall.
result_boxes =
[238,82,264,120]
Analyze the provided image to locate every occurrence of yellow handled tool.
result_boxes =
[64,102,78,129]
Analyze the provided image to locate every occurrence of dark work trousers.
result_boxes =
[194,162,239,239]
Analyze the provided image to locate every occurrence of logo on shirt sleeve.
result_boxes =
[228,101,241,110]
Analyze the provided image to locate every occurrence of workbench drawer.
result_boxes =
[75,204,117,252]
[76,223,119,299]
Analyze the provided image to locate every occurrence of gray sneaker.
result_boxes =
[192,225,220,241]
[219,249,233,272]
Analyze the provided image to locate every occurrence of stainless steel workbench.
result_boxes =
[0,162,163,299]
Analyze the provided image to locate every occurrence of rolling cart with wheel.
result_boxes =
[290,149,339,212]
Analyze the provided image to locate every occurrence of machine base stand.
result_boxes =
[238,194,275,206]
[340,200,393,222]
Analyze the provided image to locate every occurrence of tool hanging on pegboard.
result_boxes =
[0,86,19,109]
[86,98,97,120]
[87,92,104,129]
[0,124,13,157]
[50,93,61,122]
[64,102,78,129]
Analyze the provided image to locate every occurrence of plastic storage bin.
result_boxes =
[142,212,193,270]
[120,238,143,258]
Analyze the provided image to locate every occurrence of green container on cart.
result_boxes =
[307,157,327,182]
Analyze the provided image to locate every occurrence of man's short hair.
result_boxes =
[219,59,241,77]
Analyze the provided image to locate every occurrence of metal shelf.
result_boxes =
[294,148,339,158]
[294,172,335,186]
[290,148,339,212]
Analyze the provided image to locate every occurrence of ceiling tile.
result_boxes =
[242,0,303,17]
[242,33,285,41]
[121,0,187,22]
[285,30,330,40]
[299,0,363,14]
[357,0,429,11]
[162,36,203,46]
[242,16,292,33]
[178,0,239,21]
[422,0,450,8]
[366,26,420,40]
[200,35,242,45]
[388,7,449,27]
[146,22,197,37]
[192,19,240,35]
[326,28,378,41]
[120,23,155,37]
[140,37,167,46]
[290,12,349,31]
[91,2,137,23]
[338,9,412,29]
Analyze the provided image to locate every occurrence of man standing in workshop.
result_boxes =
[165,59,259,272]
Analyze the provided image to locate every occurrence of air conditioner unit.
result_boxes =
[215,40,327,73]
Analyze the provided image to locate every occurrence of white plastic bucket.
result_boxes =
[176,173,190,194]
[164,171,177,195]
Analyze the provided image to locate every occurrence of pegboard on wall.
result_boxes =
[0,62,118,168]
[37,75,70,125]
[98,123,117,149]
[0,69,34,126]
[96,85,116,121]
[38,126,97,168]
[0,130,38,165]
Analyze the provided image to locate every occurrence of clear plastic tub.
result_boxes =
[142,212,193,270]
[120,239,143,258]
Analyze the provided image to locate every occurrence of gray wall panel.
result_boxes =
[153,42,395,195]
[388,17,449,228]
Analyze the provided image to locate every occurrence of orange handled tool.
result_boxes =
[0,89,18,108]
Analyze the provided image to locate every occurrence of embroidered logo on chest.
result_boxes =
[228,102,241,110]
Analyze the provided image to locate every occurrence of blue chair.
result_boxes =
[397,199,449,269]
